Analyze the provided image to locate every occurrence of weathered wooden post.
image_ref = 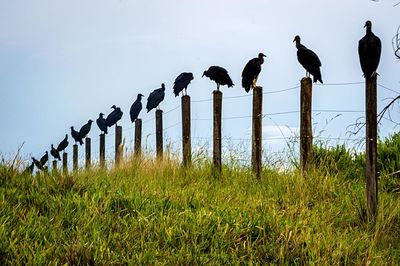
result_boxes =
[62,153,68,174]
[73,144,78,172]
[252,86,263,178]
[300,77,313,175]
[52,160,57,175]
[85,137,91,170]
[134,119,142,158]
[99,134,105,169]
[115,126,122,167]
[156,110,163,160]
[213,90,222,175]
[182,95,191,166]
[366,76,378,217]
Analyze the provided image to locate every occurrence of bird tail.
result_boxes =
[79,139,84,145]
[105,128,108,134]
[313,71,323,84]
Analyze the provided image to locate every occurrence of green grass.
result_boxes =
[0,154,400,265]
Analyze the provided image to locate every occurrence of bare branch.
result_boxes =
[393,25,400,60]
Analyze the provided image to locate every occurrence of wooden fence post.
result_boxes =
[62,153,68,174]
[85,137,91,170]
[182,95,191,166]
[213,90,222,175]
[366,76,378,217]
[156,110,163,160]
[52,160,57,175]
[300,77,313,175]
[100,134,105,169]
[252,86,263,178]
[73,144,78,172]
[134,119,142,158]
[115,126,122,167]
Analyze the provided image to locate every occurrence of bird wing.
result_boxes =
[242,58,261,78]
[130,100,142,121]
[297,46,322,72]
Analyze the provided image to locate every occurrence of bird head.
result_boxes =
[161,83,165,90]
[88,119,93,124]
[202,70,207,78]
[70,126,74,130]
[51,144,54,148]
[65,134,68,138]
[364,20,372,29]
[293,35,301,43]
[99,113,104,118]
[111,105,117,109]
[258,53,266,59]
[138,93,144,99]
[45,151,48,155]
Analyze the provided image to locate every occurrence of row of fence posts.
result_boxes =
[49,76,378,218]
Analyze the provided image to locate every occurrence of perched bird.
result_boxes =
[70,126,83,145]
[32,151,48,171]
[57,134,69,153]
[202,66,234,91]
[50,144,61,161]
[22,162,34,175]
[79,120,93,140]
[146,84,166,112]
[358,20,381,79]
[130,94,144,123]
[32,157,43,170]
[293,35,323,83]
[241,53,266,93]
[173,72,194,96]
[105,105,123,127]
[96,113,108,134]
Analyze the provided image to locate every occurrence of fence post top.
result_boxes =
[301,77,312,84]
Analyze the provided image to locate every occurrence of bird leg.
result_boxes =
[217,83,220,91]
[370,71,379,79]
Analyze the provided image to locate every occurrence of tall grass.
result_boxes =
[0,138,399,264]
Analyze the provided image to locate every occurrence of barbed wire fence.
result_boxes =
[54,80,400,172]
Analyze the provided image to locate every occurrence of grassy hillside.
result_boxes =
[1,153,399,265]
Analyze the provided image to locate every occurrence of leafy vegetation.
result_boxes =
[0,136,399,264]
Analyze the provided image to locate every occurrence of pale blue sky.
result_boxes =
[0,0,399,161]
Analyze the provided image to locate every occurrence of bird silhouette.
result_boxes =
[96,113,108,134]
[50,144,61,161]
[173,72,194,96]
[358,20,381,79]
[293,35,323,83]
[146,84,166,112]
[242,53,266,93]
[22,162,34,175]
[130,94,144,123]
[105,105,123,127]
[79,120,93,140]
[202,66,234,91]
[56,134,69,153]
[32,157,43,170]
[70,126,83,145]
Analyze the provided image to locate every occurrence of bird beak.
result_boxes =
[293,38,295,42]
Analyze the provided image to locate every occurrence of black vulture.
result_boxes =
[50,144,61,161]
[96,113,108,134]
[146,83,166,112]
[32,157,43,170]
[56,134,69,153]
[358,20,381,79]
[202,66,234,91]
[241,53,266,93]
[39,151,48,168]
[22,162,34,175]
[293,35,323,83]
[130,94,144,123]
[105,105,123,127]
[173,72,194,96]
[79,120,93,140]
[70,126,83,145]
